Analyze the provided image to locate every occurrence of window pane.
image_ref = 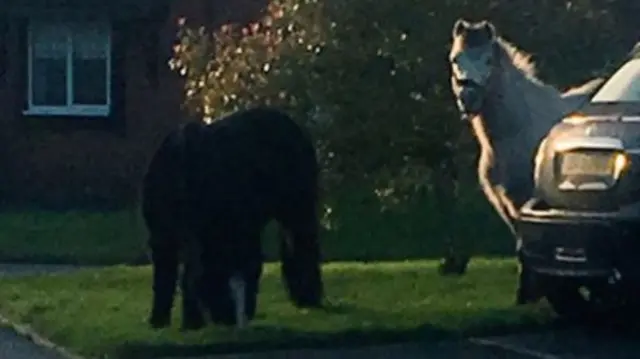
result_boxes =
[32,58,67,106]
[71,24,109,105]
[72,59,107,105]
[31,23,68,106]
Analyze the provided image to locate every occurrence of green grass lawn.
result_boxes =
[0,187,512,265]
[0,186,532,357]
[0,259,554,359]
[0,209,148,265]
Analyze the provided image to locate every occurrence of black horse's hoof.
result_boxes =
[181,322,205,331]
[515,291,529,305]
[149,315,171,329]
[293,296,324,309]
[438,255,470,276]
[209,311,237,327]
[181,315,206,331]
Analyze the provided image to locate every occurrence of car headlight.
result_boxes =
[561,113,587,125]
[612,151,630,180]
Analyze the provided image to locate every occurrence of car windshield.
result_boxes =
[591,58,640,103]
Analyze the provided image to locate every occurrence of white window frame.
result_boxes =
[24,19,112,117]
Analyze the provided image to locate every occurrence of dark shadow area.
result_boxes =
[0,195,132,213]
[573,315,640,339]
[115,327,448,359]
[0,252,517,267]
[112,305,566,359]
[0,252,128,267]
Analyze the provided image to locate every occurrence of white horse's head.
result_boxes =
[448,19,500,119]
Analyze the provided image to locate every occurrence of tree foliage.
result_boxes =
[170,0,635,201]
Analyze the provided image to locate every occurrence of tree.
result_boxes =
[170,0,474,197]
[169,0,629,265]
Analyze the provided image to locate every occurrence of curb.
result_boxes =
[0,313,86,359]
[468,337,562,359]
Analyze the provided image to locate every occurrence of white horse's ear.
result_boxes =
[482,21,497,40]
[453,18,468,36]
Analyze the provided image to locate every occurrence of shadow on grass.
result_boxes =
[0,251,516,267]
[0,252,142,267]
[115,326,450,359]
[113,304,566,359]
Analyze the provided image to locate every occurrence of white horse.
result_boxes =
[447,19,604,303]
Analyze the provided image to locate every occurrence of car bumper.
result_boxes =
[517,198,640,280]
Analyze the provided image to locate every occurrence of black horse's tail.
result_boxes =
[277,211,324,308]
[275,115,324,309]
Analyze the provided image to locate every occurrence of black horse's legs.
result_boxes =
[278,202,324,308]
[205,228,263,327]
[149,236,179,329]
[239,230,264,322]
[245,256,263,321]
[180,239,206,330]
[206,269,236,326]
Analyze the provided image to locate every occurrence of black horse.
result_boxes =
[142,107,324,330]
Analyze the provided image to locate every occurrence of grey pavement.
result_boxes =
[181,341,539,359]
[0,264,90,278]
[0,327,68,359]
[162,329,640,359]
[472,329,640,359]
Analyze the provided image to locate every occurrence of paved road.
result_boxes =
[2,264,640,359]
[188,341,537,359]
[193,330,640,359]
[0,327,68,359]
[472,329,640,359]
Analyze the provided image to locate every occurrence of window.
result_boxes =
[26,20,111,117]
[591,58,640,103]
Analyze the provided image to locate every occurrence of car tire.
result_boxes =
[516,262,545,305]
[544,279,623,325]
[544,283,592,322]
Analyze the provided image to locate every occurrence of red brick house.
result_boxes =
[0,0,265,209]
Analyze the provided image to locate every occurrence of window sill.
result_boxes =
[23,106,111,118]
[20,105,123,135]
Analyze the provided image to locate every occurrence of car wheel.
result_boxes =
[544,280,621,325]
[516,262,545,305]
[545,283,592,322]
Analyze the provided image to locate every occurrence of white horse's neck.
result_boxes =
[475,61,569,155]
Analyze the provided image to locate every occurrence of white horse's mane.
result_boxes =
[495,37,538,80]
[477,33,601,142]
[495,36,604,96]
[478,35,566,139]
